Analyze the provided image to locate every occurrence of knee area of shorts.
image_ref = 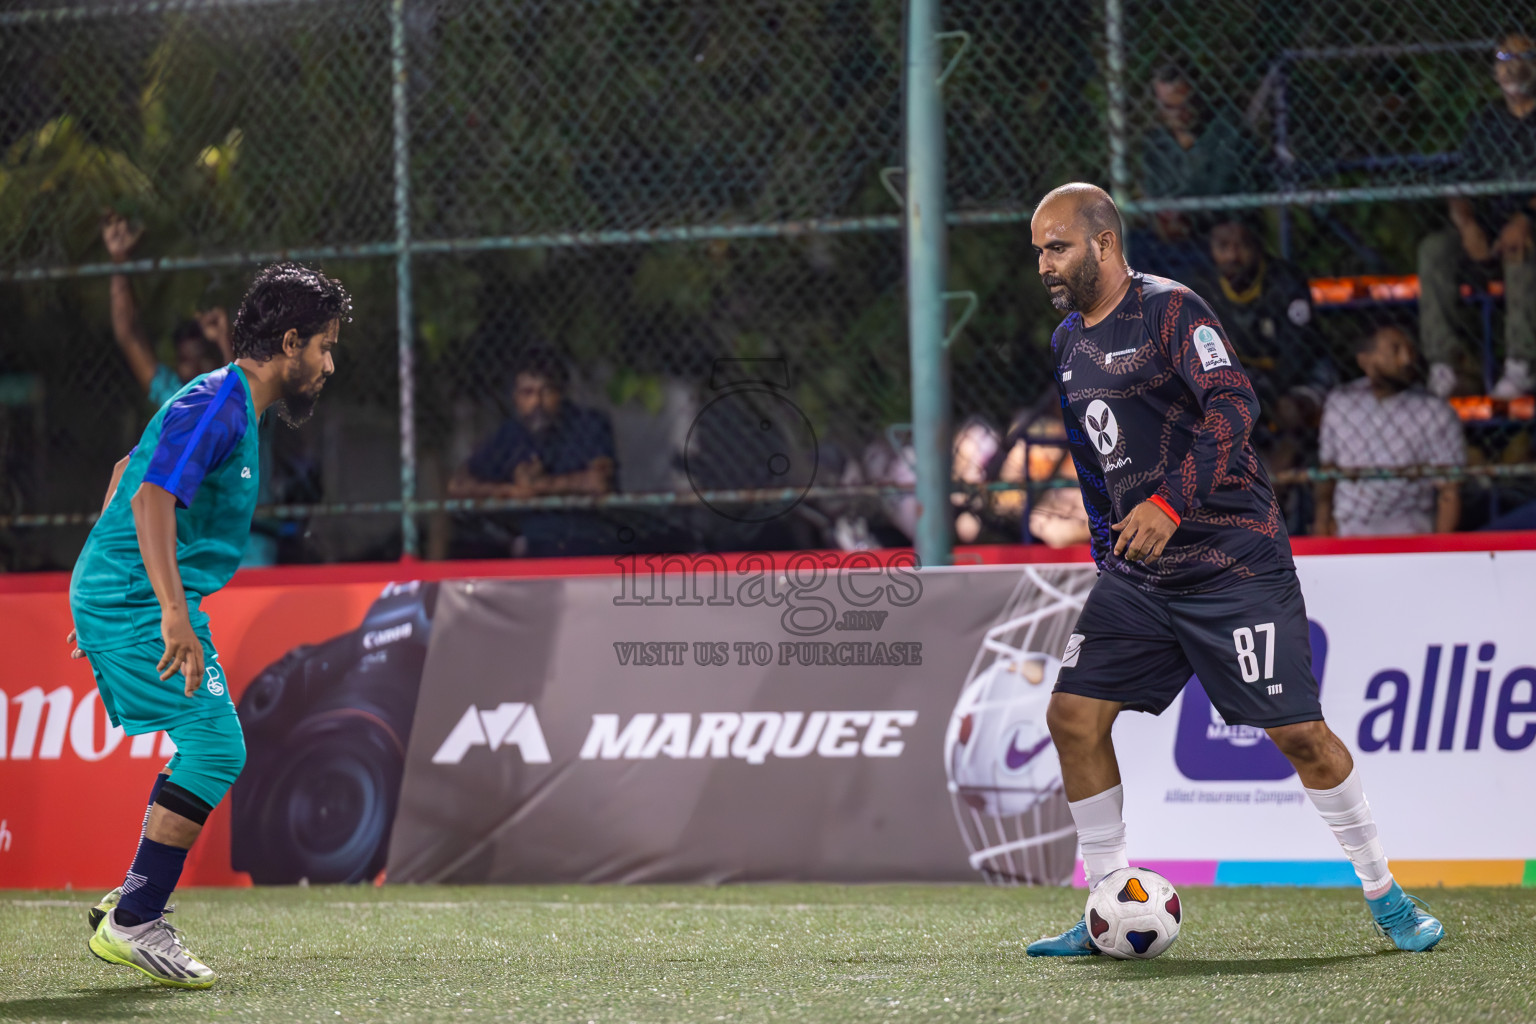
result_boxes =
[164,716,247,804]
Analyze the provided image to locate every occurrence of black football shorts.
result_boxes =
[1053,568,1323,728]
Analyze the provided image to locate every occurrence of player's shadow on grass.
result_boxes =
[0,986,187,1020]
[1083,953,1378,978]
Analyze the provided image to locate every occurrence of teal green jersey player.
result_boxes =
[68,262,351,989]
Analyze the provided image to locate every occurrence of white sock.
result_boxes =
[1069,784,1129,890]
[1304,768,1394,898]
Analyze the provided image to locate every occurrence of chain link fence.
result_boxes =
[3,0,1534,571]
[948,0,1536,548]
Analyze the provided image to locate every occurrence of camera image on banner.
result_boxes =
[1173,621,1329,781]
[232,581,437,885]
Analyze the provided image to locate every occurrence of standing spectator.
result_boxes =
[1133,65,1267,280]
[102,215,232,408]
[1314,325,1465,537]
[1197,213,1336,478]
[102,215,279,566]
[1418,30,1536,399]
[448,346,617,557]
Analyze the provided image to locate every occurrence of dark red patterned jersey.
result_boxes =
[1051,273,1294,593]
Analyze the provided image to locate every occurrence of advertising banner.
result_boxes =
[1110,550,1536,887]
[385,554,995,883]
[3,545,1532,890]
[385,551,1536,887]
[0,580,391,889]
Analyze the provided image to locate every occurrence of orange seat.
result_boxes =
[1307,274,1505,306]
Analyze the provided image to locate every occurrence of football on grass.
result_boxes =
[1084,866,1182,959]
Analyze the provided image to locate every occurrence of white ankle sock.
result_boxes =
[1304,768,1394,898]
[1069,784,1129,890]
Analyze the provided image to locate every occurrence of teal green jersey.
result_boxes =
[70,365,261,652]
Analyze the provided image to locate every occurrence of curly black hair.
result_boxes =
[231,262,352,362]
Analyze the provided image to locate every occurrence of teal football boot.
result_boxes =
[1367,883,1444,952]
[1026,916,1099,957]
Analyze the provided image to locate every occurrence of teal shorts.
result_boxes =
[86,627,235,735]
[159,713,247,809]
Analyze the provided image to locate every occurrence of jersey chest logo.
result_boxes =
[1084,400,1119,456]
[241,466,251,479]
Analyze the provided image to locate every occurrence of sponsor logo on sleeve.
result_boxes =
[1193,325,1232,371]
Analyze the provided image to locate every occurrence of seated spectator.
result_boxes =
[833,435,918,550]
[835,419,1008,549]
[953,418,1002,544]
[102,215,231,408]
[1314,325,1465,537]
[1196,212,1336,471]
[448,346,617,557]
[992,410,1091,549]
[1418,29,1536,399]
[1132,64,1267,280]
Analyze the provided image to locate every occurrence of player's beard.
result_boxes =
[275,363,326,427]
[1042,254,1101,313]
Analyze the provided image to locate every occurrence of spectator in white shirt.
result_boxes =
[1314,324,1465,537]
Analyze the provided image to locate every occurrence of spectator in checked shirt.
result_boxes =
[1314,325,1465,537]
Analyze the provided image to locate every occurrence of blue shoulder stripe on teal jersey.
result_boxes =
[163,368,244,497]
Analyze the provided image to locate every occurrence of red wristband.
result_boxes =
[1148,494,1181,527]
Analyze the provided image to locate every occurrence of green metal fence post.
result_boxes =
[903,0,952,568]
[1104,0,1131,208]
[390,0,418,557]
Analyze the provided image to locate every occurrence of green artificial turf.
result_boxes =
[1,885,1531,1023]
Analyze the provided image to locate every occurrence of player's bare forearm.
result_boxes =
[1435,482,1461,534]
[130,482,186,616]
[101,454,130,514]
[130,482,204,692]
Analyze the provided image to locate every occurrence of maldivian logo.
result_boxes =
[1084,400,1118,456]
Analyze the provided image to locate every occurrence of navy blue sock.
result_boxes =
[140,774,168,837]
[115,837,187,926]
